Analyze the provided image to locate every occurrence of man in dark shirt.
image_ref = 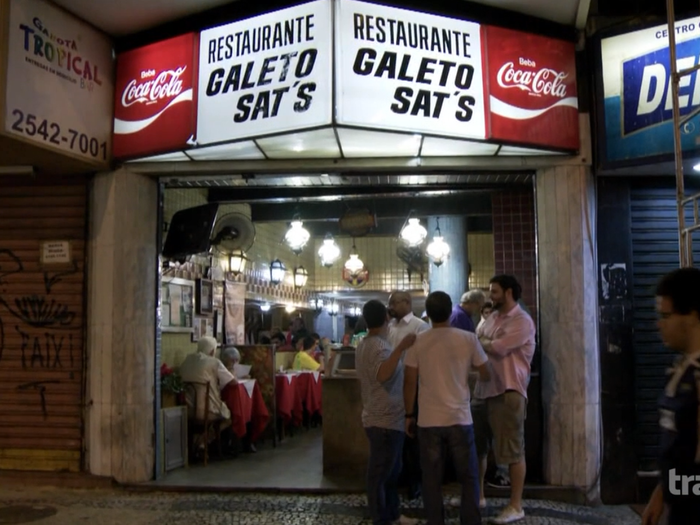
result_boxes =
[642,268,700,525]
[449,290,485,333]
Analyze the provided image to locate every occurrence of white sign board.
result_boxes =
[335,0,486,139]
[4,0,114,164]
[41,241,72,265]
[197,0,333,145]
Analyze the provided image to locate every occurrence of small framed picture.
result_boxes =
[214,309,224,344]
[191,316,214,343]
[196,278,214,315]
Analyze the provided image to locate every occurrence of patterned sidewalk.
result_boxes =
[0,488,641,524]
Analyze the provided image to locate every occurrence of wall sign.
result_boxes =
[600,17,700,163]
[196,0,333,145]
[4,0,114,164]
[40,241,72,265]
[335,0,486,139]
[485,25,578,150]
[113,34,198,159]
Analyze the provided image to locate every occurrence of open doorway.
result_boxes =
[153,174,539,491]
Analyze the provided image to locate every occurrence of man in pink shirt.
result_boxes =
[474,275,535,524]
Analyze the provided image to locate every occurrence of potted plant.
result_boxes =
[160,363,183,408]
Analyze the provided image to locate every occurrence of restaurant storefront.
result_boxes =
[84,0,602,500]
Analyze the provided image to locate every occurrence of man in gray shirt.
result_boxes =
[356,299,418,525]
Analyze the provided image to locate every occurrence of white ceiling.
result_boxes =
[54,0,588,37]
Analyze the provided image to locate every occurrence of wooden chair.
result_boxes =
[182,381,227,466]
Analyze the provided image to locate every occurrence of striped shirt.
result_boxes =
[355,335,405,431]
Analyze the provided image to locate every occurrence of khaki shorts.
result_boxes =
[472,391,527,465]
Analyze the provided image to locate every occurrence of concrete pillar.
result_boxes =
[427,216,468,305]
[86,168,158,483]
[536,166,601,501]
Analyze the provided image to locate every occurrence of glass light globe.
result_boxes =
[260,303,271,312]
[400,218,427,247]
[426,235,451,266]
[344,254,364,275]
[318,235,341,267]
[284,220,310,254]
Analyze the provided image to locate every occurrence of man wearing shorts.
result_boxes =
[474,275,535,524]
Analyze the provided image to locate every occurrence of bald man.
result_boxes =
[388,291,430,501]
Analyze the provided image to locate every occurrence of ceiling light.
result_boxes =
[284,214,310,255]
[328,301,339,316]
[344,241,365,276]
[426,219,450,267]
[318,233,341,267]
[310,296,324,312]
[228,249,248,276]
[293,266,309,288]
[285,305,296,313]
[694,162,700,172]
[400,217,427,247]
[260,303,271,312]
[270,259,286,285]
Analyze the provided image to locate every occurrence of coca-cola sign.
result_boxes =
[113,34,198,159]
[484,26,579,151]
[121,67,187,107]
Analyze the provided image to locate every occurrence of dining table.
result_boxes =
[220,378,270,442]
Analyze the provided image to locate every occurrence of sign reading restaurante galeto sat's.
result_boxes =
[111,0,579,160]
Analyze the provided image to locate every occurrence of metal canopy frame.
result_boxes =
[666,0,700,267]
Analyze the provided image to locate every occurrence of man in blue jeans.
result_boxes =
[404,291,491,525]
[356,299,419,525]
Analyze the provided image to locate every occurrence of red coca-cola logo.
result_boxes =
[496,60,568,99]
[112,33,198,159]
[484,25,579,151]
[120,67,187,108]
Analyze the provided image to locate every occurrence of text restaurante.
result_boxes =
[352,13,473,58]
[207,14,315,64]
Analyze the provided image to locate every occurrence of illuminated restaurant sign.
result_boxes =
[196,0,333,145]
[112,0,579,160]
[335,0,486,139]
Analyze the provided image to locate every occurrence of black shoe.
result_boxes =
[245,443,257,453]
[407,484,421,500]
[486,474,510,489]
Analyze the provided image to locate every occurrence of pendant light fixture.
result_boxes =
[310,296,324,312]
[293,266,309,288]
[328,300,339,316]
[228,249,249,276]
[270,259,286,285]
[344,239,365,276]
[399,215,428,247]
[284,214,310,255]
[426,218,451,267]
[318,233,341,267]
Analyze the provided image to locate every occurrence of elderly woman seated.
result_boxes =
[220,346,251,379]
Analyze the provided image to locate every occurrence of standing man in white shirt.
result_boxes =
[404,291,490,525]
[388,290,430,500]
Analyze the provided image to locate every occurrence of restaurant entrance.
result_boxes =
[154,172,541,491]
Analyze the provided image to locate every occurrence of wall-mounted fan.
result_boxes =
[396,244,428,282]
[210,213,256,255]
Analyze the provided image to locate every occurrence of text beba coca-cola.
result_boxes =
[121,67,187,108]
[496,60,568,99]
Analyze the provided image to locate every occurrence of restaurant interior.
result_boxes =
[154,173,539,490]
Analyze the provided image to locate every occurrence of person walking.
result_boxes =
[642,268,700,525]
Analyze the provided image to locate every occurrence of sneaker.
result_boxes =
[490,505,525,524]
[393,515,419,525]
[486,474,511,489]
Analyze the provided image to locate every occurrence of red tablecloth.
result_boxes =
[275,373,322,426]
[296,372,322,417]
[221,380,269,442]
[275,374,302,424]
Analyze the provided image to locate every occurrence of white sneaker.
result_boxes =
[490,505,525,524]
[394,515,419,525]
